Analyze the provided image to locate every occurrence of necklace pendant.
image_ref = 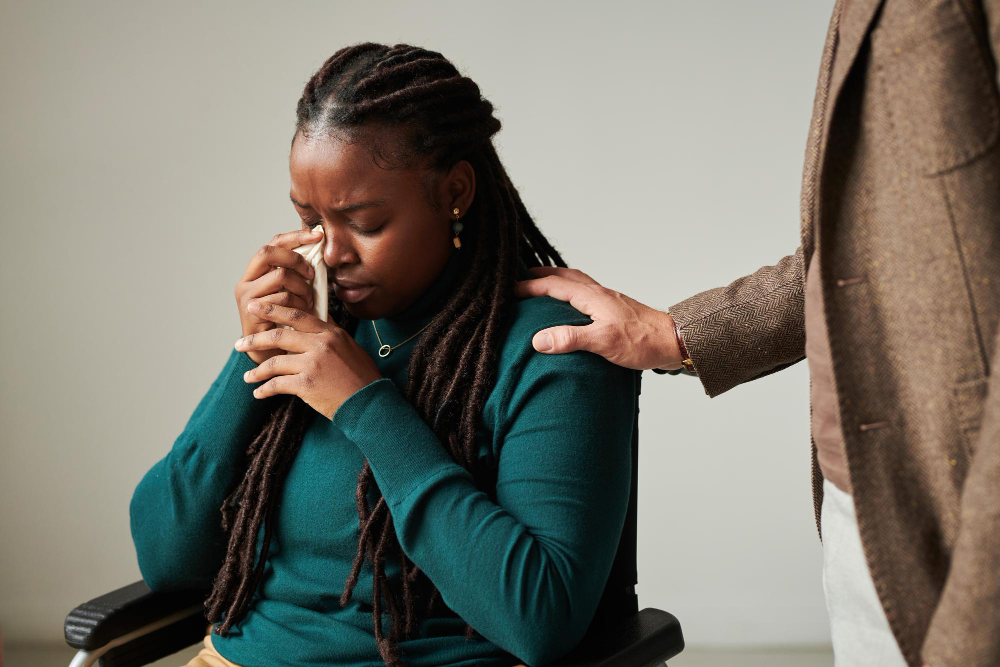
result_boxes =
[378,344,392,358]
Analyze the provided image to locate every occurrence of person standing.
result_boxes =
[516,0,1000,665]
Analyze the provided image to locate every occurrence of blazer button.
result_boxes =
[836,276,866,287]
[859,421,890,432]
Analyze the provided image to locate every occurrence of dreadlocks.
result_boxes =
[204,43,567,666]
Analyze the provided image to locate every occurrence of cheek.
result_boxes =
[365,217,442,274]
[356,235,405,280]
[353,236,420,309]
[355,217,449,307]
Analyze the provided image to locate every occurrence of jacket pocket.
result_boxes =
[951,376,989,457]
[873,0,1000,175]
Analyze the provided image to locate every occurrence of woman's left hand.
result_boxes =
[235,299,383,419]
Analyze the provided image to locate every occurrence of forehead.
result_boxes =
[289,131,419,205]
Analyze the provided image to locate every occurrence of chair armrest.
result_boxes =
[548,607,685,667]
[65,584,683,667]
[65,580,207,649]
[65,580,208,667]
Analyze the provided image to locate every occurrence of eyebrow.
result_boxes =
[289,194,389,213]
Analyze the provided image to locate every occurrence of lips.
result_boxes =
[332,278,369,289]
[331,280,374,303]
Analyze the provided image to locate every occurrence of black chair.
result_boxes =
[64,371,684,666]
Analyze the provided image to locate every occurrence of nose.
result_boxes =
[322,222,359,269]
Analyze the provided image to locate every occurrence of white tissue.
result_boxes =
[285,224,328,327]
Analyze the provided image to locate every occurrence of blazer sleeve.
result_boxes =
[129,347,280,591]
[331,350,635,667]
[921,3,1000,663]
[666,245,807,397]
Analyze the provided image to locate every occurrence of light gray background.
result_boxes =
[0,0,834,653]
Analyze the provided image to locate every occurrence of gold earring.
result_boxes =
[451,207,463,249]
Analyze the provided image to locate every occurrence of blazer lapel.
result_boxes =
[800,0,845,261]
[800,0,886,263]
[824,0,887,131]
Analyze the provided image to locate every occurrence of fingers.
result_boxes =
[244,299,325,334]
[513,274,602,316]
[531,323,602,355]
[250,374,294,399]
[256,289,312,313]
[241,353,301,399]
[241,228,323,284]
[524,266,600,285]
[256,265,316,304]
[273,225,324,250]
[236,323,310,356]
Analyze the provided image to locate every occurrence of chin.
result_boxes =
[341,301,378,320]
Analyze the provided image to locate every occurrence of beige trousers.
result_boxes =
[179,625,243,667]
[821,479,908,666]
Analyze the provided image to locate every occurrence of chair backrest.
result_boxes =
[583,369,643,634]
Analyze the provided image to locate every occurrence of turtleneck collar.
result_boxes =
[359,247,468,354]
[357,243,543,371]
[359,249,534,364]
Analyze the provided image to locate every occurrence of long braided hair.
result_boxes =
[204,43,567,666]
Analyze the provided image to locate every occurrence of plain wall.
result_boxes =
[0,0,834,649]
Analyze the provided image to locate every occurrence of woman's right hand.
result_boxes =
[234,227,323,365]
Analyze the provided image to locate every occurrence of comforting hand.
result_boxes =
[514,266,684,371]
[235,301,383,419]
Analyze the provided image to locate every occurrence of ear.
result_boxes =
[440,160,476,217]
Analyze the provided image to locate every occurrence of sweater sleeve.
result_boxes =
[129,347,280,591]
[331,349,636,667]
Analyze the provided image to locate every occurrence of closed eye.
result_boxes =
[301,219,383,235]
[353,219,385,235]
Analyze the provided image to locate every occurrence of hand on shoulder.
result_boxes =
[514,266,683,371]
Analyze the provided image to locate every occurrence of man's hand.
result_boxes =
[514,266,684,371]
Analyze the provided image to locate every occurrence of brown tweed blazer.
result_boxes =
[667,0,1000,664]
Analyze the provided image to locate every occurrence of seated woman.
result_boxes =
[129,42,638,667]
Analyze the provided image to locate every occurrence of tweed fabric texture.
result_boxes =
[668,0,1000,664]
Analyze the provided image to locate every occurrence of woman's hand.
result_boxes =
[234,227,323,365]
[234,301,383,419]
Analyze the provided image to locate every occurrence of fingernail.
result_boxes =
[235,338,243,349]
[248,301,259,311]
[535,332,552,351]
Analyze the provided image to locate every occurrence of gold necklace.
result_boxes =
[371,320,432,358]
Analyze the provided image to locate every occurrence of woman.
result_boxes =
[129,42,637,667]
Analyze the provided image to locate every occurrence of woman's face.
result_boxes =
[288,129,474,320]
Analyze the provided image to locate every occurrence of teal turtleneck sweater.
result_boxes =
[129,249,638,667]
